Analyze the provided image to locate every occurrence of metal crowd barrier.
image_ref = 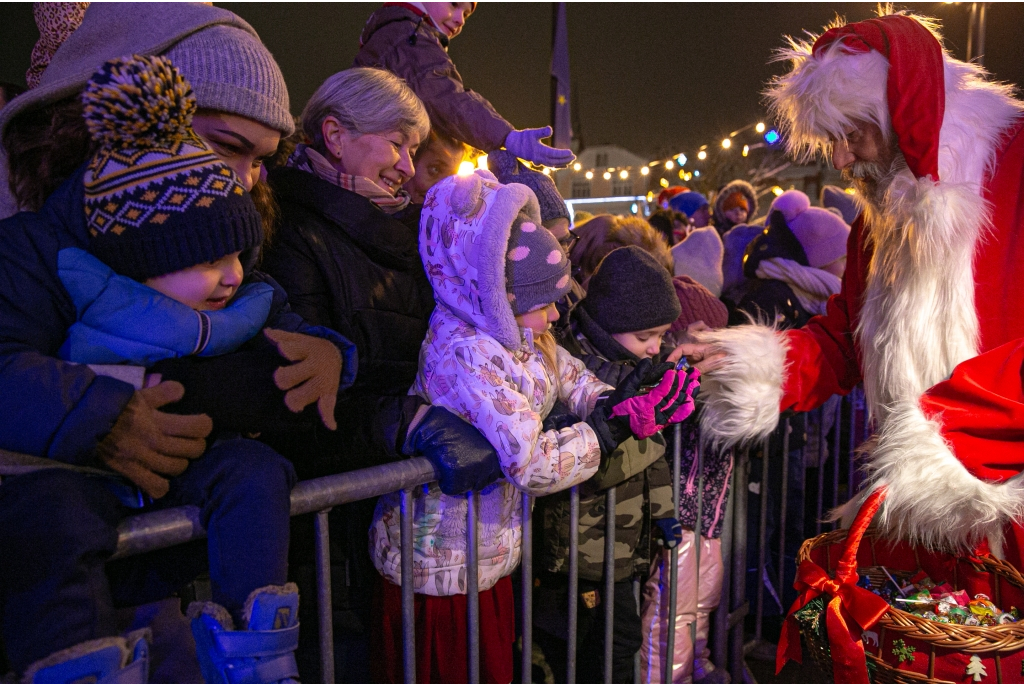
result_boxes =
[22,386,872,684]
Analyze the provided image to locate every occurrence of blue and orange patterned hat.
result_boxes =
[81,55,262,282]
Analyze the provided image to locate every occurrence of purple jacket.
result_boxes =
[353,5,514,151]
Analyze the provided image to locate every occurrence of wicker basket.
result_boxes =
[796,526,1024,683]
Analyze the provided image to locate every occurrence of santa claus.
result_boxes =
[690,10,1024,559]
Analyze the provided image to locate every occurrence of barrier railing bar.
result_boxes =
[314,509,335,684]
[815,407,826,536]
[777,417,791,605]
[111,457,438,560]
[690,437,704,662]
[848,389,857,494]
[728,448,750,683]
[603,487,616,684]
[521,494,533,684]
[753,436,769,643]
[633,579,641,684]
[832,399,842,529]
[467,490,481,684]
[711,450,734,670]
[401,487,416,684]
[567,485,580,684]
[664,422,682,683]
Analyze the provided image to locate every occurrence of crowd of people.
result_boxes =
[2,3,1023,685]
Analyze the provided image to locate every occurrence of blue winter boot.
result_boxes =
[188,583,300,684]
[21,629,151,683]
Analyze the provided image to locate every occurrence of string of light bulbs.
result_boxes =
[517,118,784,184]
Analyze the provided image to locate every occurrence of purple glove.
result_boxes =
[504,126,576,168]
[609,367,701,440]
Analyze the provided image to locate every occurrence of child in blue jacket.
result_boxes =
[0,55,355,683]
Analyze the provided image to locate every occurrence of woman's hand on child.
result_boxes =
[96,380,212,499]
[264,329,342,431]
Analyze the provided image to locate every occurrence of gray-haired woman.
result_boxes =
[261,67,500,485]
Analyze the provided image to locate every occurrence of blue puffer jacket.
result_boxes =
[58,247,276,366]
[0,166,356,464]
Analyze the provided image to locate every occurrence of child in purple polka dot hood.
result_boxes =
[371,169,612,604]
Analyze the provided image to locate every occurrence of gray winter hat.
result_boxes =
[582,246,681,334]
[165,25,293,136]
[506,214,572,316]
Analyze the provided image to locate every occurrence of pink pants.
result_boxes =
[639,532,723,683]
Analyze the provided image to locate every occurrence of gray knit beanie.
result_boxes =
[582,246,681,334]
[165,25,293,136]
[506,213,572,315]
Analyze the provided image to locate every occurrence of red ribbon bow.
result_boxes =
[776,488,890,683]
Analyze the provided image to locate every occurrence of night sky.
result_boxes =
[2,3,1023,159]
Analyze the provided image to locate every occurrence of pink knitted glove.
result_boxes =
[608,369,682,439]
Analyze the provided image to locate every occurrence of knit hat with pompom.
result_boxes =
[82,54,262,282]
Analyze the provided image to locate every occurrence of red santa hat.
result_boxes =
[765,13,957,180]
[810,15,944,182]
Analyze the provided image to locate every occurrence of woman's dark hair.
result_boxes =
[4,96,94,212]
[647,209,676,246]
[5,95,281,252]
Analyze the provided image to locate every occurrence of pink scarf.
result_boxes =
[288,144,411,214]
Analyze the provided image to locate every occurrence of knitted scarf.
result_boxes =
[288,144,411,213]
[755,257,842,316]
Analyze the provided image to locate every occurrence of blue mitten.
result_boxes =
[504,126,576,167]
[653,518,683,550]
[403,406,503,496]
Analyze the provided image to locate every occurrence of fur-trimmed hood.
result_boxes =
[712,179,758,229]
[419,170,542,350]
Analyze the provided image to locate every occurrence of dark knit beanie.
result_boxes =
[506,212,572,315]
[581,246,681,334]
[81,55,263,283]
[670,275,728,334]
[488,149,570,224]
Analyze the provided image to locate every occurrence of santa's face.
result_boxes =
[831,120,902,207]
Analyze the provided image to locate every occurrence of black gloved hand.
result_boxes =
[653,518,683,550]
[150,335,319,434]
[542,399,581,432]
[586,358,657,455]
[403,405,504,496]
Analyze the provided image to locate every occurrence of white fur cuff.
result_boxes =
[869,401,1024,553]
[694,324,788,450]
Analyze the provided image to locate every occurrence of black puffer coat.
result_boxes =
[261,167,435,476]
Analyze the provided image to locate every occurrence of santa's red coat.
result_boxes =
[777,120,1024,558]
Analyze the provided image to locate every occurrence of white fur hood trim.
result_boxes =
[693,323,788,451]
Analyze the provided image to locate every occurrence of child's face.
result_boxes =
[611,323,672,360]
[690,206,711,228]
[144,252,244,311]
[404,138,466,203]
[422,2,475,38]
[723,206,748,225]
[516,302,560,336]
